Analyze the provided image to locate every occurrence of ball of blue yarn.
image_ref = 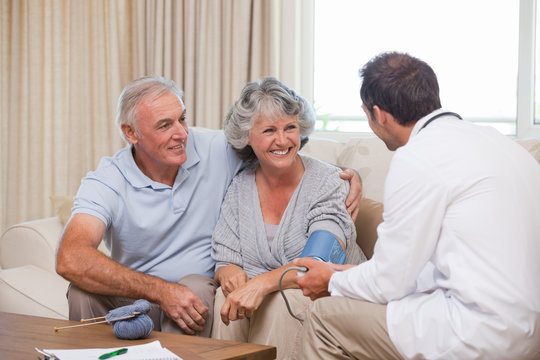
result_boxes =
[105,299,154,340]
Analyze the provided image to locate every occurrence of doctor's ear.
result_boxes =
[372,106,385,124]
[372,106,396,126]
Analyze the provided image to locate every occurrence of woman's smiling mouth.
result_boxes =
[271,148,290,155]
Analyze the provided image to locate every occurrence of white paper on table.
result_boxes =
[44,340,182,360]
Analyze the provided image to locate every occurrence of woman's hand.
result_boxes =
[340,168,363,221]
[215,264,249,297]
[220,277,269,325]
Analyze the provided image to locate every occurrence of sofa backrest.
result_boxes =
[301,136,394,203]
[301,134,540,204]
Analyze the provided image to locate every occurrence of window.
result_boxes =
[535,1,540,124]
[313,0,540,138]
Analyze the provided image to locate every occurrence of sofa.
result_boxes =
[1,130,539,320]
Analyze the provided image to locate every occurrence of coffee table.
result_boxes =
[0,312,276,359]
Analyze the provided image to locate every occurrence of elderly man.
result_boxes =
[56,76,362,337]
[295,52,540,359]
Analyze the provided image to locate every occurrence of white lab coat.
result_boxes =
[329,110,540,359]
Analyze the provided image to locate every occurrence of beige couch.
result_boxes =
[1,131,539,320]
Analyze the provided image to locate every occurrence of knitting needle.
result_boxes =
[80,315,106,323]
[35,347,59,360]
[80,312,141,323]
[54,313,141,332]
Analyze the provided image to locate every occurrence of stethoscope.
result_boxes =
[419,111,463,132]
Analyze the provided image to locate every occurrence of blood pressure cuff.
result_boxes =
[299,230,346,264]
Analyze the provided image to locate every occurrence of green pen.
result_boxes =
[98,348,128,359]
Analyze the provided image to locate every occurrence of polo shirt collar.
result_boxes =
[181,130,200,170]
[117,130,200,190]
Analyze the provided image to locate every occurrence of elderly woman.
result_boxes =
[210,77,366,359]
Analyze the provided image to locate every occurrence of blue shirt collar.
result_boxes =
[117,130,200,190]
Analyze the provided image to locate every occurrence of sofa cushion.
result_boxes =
[50,195,74,225]
[302,136,393,203]
[355,198,383,259]
[336,137,394,203]
[516,137,540,164]
[0,265,69,319]
[301,137,346,165]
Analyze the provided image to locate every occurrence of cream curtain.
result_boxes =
[0,0,313,233]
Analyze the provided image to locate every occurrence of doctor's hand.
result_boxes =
[293,257,334,301]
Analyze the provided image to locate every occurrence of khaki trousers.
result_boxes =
[301,296,403,360]
[211,287,310,360]
[67,274,217,337]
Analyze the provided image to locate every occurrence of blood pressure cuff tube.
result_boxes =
[299,230,346,264]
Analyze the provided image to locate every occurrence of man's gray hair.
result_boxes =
[115,76,184,143]
[224,76,315,162]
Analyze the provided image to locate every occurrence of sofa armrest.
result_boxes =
[0,265,69,319]
[354,198,383,259]
[0,217,63,273]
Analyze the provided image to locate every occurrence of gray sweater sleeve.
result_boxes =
[301,157,364,264]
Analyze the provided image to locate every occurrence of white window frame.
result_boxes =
[518,0,540,138]
[290,0,540,139]
[273,0,314,105]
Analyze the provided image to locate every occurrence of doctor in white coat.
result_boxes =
[295,51,540,360]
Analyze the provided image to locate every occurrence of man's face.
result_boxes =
[363,104,384,140]
[128,91,188,174]
[362,104,400,151]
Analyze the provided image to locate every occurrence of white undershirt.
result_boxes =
[263,222,279,251]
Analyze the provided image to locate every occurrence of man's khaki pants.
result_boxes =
[67,274,217,337]
[301,296,403,360]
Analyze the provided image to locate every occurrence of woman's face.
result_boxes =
[248,113,301,172]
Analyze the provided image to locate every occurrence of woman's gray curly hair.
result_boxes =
[224,76,315,163]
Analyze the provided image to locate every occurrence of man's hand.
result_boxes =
[159,283,208,335]
[215,264,249,297]
[294,257,335,300]
[220,278,267,325]
[340,168,363,221]
[58,214,209,335]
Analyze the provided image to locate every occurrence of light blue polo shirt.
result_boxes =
[72,129,243,283]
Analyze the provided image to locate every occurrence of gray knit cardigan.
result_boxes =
[211,155,366,278]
